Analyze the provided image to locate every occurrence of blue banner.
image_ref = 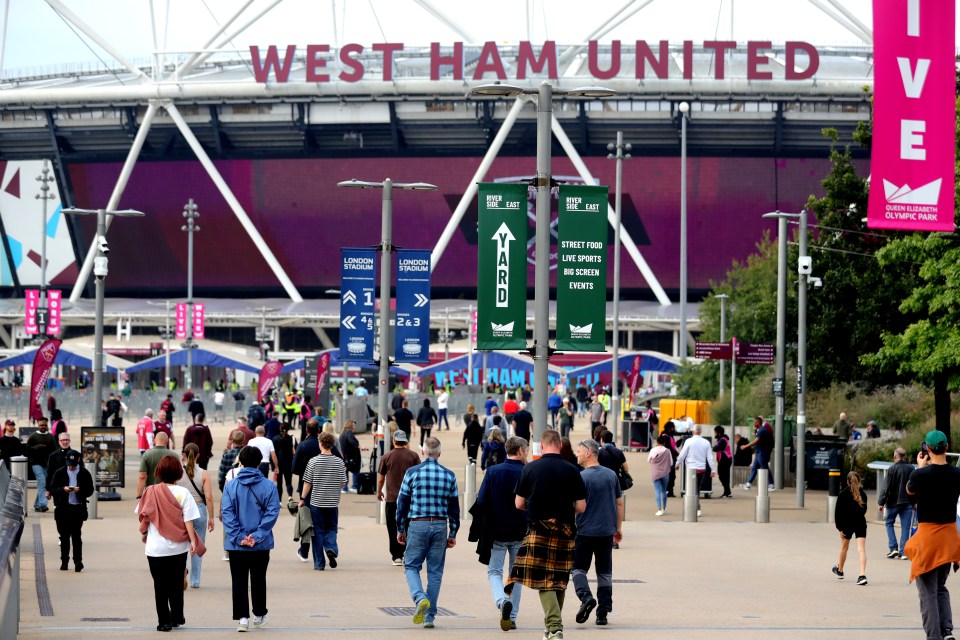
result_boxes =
[339,248,376,362]
[394,250,431,363]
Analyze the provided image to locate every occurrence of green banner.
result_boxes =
[477,183,528,350]
[556,184,609,352]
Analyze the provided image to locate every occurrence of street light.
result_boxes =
[796,210,810,508]
[181,199,200,390]
[62,207,145,426]
[716,294,729,401]
[472,80,616,449]
[678,101,690,363]
[145,300,172,388]
[35,162,57,339]
[607,132,631,432]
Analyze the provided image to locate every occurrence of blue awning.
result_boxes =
[124,348,262,374]
[0,346,133,373]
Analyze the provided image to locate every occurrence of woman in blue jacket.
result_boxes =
[221,446,281,632]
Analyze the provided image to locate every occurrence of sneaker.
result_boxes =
[722,494,733,499]
[576,597,597,624]
[596,611,608,626]
[510,621,517,630]
[500,600,514,631]
[422,621,435,629]
[856,575,868,586]
[886,549,900,559]
[392,557,404,566]
[942,628,955,640]
[546,631,564,640]
[740,483,751,490]
[237,618,249,632]
[413,598,431,625]
[655,510,664,516]
[223,553,230,561]
[832,565,844,579]
[768,485,776,491]
[697,509,703,517]
[326,550,338,568]
[60,560,69,571]
[297,548,309,563]
[252,614,267,629]
[900,553,910,560]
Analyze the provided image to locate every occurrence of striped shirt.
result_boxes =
[302,453,346,508]
[396,457,460,537]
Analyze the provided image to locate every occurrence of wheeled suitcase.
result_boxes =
[357,471,376,495]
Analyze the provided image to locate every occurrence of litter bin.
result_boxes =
[794,436,846,490]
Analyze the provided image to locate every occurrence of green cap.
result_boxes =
[925,430,948,448]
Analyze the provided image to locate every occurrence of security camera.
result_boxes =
[798,256,812,275]
[96,235,109,255]
[808,276,822,288]
[93,256,109,279]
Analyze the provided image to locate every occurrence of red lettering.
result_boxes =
[785,41,819,80]
[703,41,736,79]
[636,40,669,79]
[431,42,463,80]
[250,45,296,83]
[517,41,557,79]
[588,40,620,80]
[747,41,773,80]
[339,43,364,82]
[372,43,404,81]
[306,44,329,82]
[682,41,693,79]
[473,41,507,80]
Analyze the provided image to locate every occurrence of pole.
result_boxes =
[182,199,199,391]
[92,208,107,427]
[610,131,626,435]
[467,304,474,383]
[444,306,450,362]
[377,180,393,521]
[38,161,52,331]
[730,337,737,492]
[682,465,698,522]
[774,216,787,490]
[164,300,171,388]
[84,460,98,520]
[532,81,552,452]
[718,295,728,401]
[796,209,808,507]
[678,103,689,363]
[755,468,770,523]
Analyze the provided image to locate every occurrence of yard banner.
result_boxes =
[257,361,283,403]
[628,354,643,396]
[339,248,377,362]
[556,184,608,352]
[24,289,39,335]
[192,303,205,339]
[30,338,61,421]
[315,351,331,399]
[868,0,956,230]
[477,183,528,350]
[80,427,125,488]
[46,290,62,335]
[395,250,431,363]
[175,303,188,339]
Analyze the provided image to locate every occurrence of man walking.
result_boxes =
[230,417,256,446]
[396,436,460,629]
[572,439,623,626]
[739,416,775,491]
[48,450,94,572]
[377,430,420,566]
[475,435,528,631]
[26,417,56,512]
[298,432,347,570]
[904,430,960,640]
[137,432,178,498]
[589,396,606,434]
[136,409,155,456]
[182,413,214,470]
[154,409,175,449]
[248,426,279,479]
[46,431,79,493]
[436,389,450,430]
[508,428,587,640]
[878,447,914,559]
[676,424,717,517]
[512,402,533,442]
[394,400,415,441]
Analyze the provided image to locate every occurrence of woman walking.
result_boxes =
[463,413,484,463]
[179,443,214,588]
[481,428,507,470]
[416,398,438,448]
[833,471,869,585]
[648,433,673,516]
[136,456,202,632]
[712,426,733,498]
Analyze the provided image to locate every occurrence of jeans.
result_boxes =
[653,476,669,510]
[404,520,449,623]
[916,563,953,640]
[385,501,405,560]
[884,504,913,554]
[487,540,522,619]
[438,408,449,429]
[229,550,270,620]
[746,449,773,484]
[539,589,566,633]
[309,506,339,569]
[32,464,48,508]
[572,535,614,614]
[148,552,187,626]
[189,504,208,587]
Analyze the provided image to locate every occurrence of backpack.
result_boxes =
[233,391,246,402]
[648,409,659,426]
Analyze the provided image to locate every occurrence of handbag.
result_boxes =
[619,469,634,491]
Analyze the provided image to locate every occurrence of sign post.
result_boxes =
[338,248,377,362]
[395,250,431,363]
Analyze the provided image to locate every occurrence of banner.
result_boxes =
[315,351,330,400]
[395,250,431,363]
[257,361,283,403]
[47,290,62,335]
[24,289,39,335]
[868,0,956,230]
[339,248,376,362]
[477,183,528,350]
[556,184,609,351]
[175,303,188,339]
[192,302,205,339]
[30,338,61,421]
[628,355,643,396]
[80,426,125,488]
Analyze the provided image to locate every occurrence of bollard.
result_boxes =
[682,465,698,522]
[10,456,28,518]
[827,468,841,524]
[755,469,770,523]
[463,462,477,521]
[84,461,98,520]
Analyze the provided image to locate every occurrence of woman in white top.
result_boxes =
[179,443,214,588]
[136,456,200,632]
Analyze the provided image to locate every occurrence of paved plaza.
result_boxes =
[14,422,933,639]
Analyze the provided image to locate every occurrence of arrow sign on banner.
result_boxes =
[494,222,515,307]
[342,290,357,304]
[339,248,376,362]
[414,293,429,307]
[342,315,356,330]
[395,250,432,363]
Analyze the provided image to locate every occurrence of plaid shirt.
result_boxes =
[395,457,460,537]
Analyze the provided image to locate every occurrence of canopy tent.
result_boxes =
[564,351,679,388]
[415,350,566,388]
[0,345,134,373]
[281,350,411,377]
[124,347,263,374]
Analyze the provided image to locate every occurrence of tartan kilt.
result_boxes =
[506,518,577,591]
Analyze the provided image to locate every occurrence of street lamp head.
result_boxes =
[762,210,802,220]
[471,81,526,97]
[679,101,690,114]
[564,86,617,98]
[395,182,438,191]
[337,179,384,189]
[716,293,729,300]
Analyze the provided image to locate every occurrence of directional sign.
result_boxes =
[556,184,609,352]
[695,342,733,360]
[737,342,775,365]
[395,250,431,363]
[339,248,376,362]
[477,183,528,350]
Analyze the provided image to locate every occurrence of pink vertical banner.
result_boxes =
[868,0,956,231]
[46,290,62,335]
[258,361,282,403]
[315,352,330,400]
[30,339,61,421]
[470,310,477,345]
[24,290,39,335]
[192,303,205,339]
[628,355,643,396]
[175,303,187,339]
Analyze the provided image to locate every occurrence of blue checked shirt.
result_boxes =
[395,457,460,537]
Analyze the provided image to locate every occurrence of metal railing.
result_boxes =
[0,462,26,640]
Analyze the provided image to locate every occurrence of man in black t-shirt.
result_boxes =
[393,400,414,440]
[508,429,586,640]
[512,403,533,441]
[905,430,960,640]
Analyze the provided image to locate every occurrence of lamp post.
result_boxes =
[678,101,690,362]
[35,161,57,338]
[716,294,729,400]
[607,132,631,429]
[252,305,277,361]
[181,199,200,390]
[471,81,615,449]
[146,300,172,388]
[796,209,809,507]
[62,207,145,426]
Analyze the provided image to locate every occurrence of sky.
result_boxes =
[0,0,902,75]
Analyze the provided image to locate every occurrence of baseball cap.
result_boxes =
[393,430,408,443]
[3,419,14,427]
[925,430,948,448]
[65,450,81,466]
